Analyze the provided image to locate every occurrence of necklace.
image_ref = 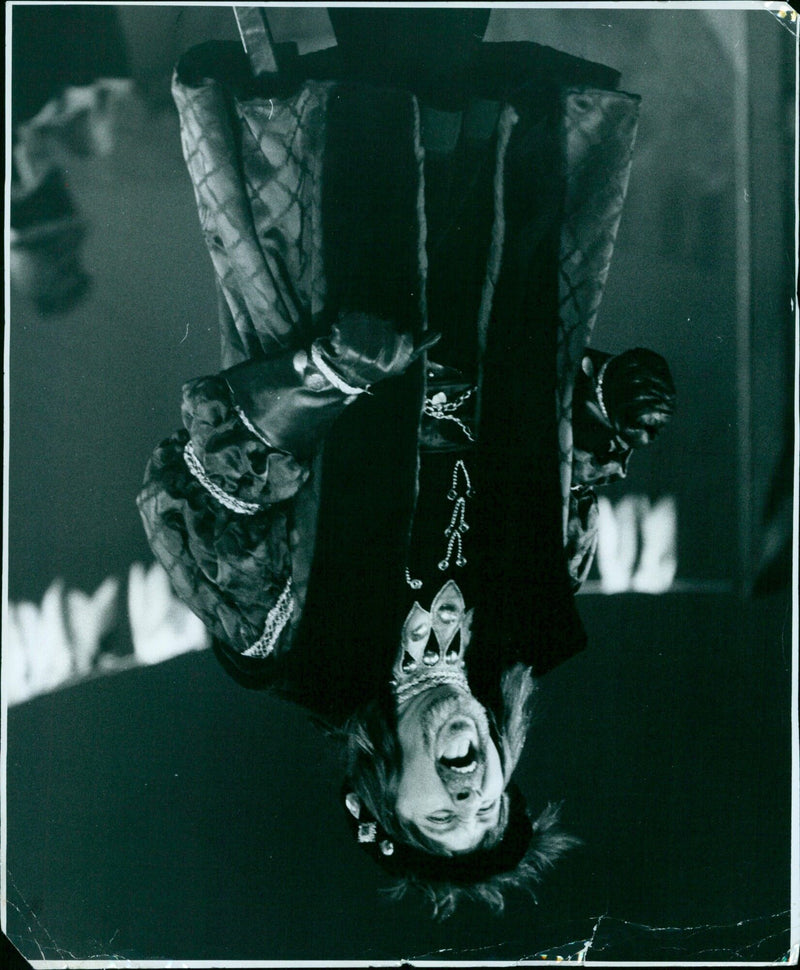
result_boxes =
[405,458,474,590]
[423,386,475,442]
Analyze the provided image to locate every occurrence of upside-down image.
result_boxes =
[3,4,797,965]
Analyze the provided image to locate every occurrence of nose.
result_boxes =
[453,787,478,804]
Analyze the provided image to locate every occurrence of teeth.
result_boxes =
[442,738,471,759]
[439,737,479,773]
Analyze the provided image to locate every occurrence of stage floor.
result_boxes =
[5,590,793,963]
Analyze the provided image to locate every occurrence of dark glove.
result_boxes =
[312,312,440,390]
[223,315,438,461]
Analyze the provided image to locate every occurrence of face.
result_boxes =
[395,685,505,853]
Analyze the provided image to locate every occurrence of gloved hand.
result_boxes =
[222,314,439,461]
[312,312,440,390]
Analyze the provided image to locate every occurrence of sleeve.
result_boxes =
[136,346,352,661]
[564,486,599,591]
[136,382,298,660]
[137,314,427,661]
[181,372,314,505]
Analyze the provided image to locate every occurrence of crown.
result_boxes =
[390,579,472,706]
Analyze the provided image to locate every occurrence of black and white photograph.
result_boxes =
[3,2,798,965]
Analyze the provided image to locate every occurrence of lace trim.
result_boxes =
[242,578,294,657]
[309,344,367,396]
[183,440,261,515]
[231,399,276,449]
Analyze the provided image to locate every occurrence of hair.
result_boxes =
[383,801,580,920]
[339,663,581,919]
[602,348,676,445]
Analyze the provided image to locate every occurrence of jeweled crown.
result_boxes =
[391,579,472,706]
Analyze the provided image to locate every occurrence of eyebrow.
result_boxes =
[419,807,500,839]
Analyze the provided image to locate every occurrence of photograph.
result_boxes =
[3,2,798,965]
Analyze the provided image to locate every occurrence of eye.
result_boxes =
[477,800,498,817]
[427,812,455,825]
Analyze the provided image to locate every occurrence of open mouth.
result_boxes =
[438,738,479,774]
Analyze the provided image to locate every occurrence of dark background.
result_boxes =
[4,5,796,963]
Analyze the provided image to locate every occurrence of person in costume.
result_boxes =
[565,347,676,589]
[138,10,659,917]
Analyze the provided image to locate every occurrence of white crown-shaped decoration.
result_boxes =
[391,580,472,705]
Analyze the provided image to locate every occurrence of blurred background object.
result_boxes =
[596,495,643,594]
[2,563,209,707]
[3,576,119,706]
[595,495,678,594]
[9,5,131,316]
[9,169,92,317]
[127,561,210,667]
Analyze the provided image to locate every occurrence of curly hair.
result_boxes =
[339,663,581,918]
[383,801,581,919]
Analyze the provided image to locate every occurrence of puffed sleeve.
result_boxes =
[137,314,429,660]
[136,375,301,660]
[136,343,356,660]
[181,373,314,504]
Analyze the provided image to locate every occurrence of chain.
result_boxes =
[404,459,476,589]
[423,386,475,442]
[438,459,474,571]
[425,386,474,413]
